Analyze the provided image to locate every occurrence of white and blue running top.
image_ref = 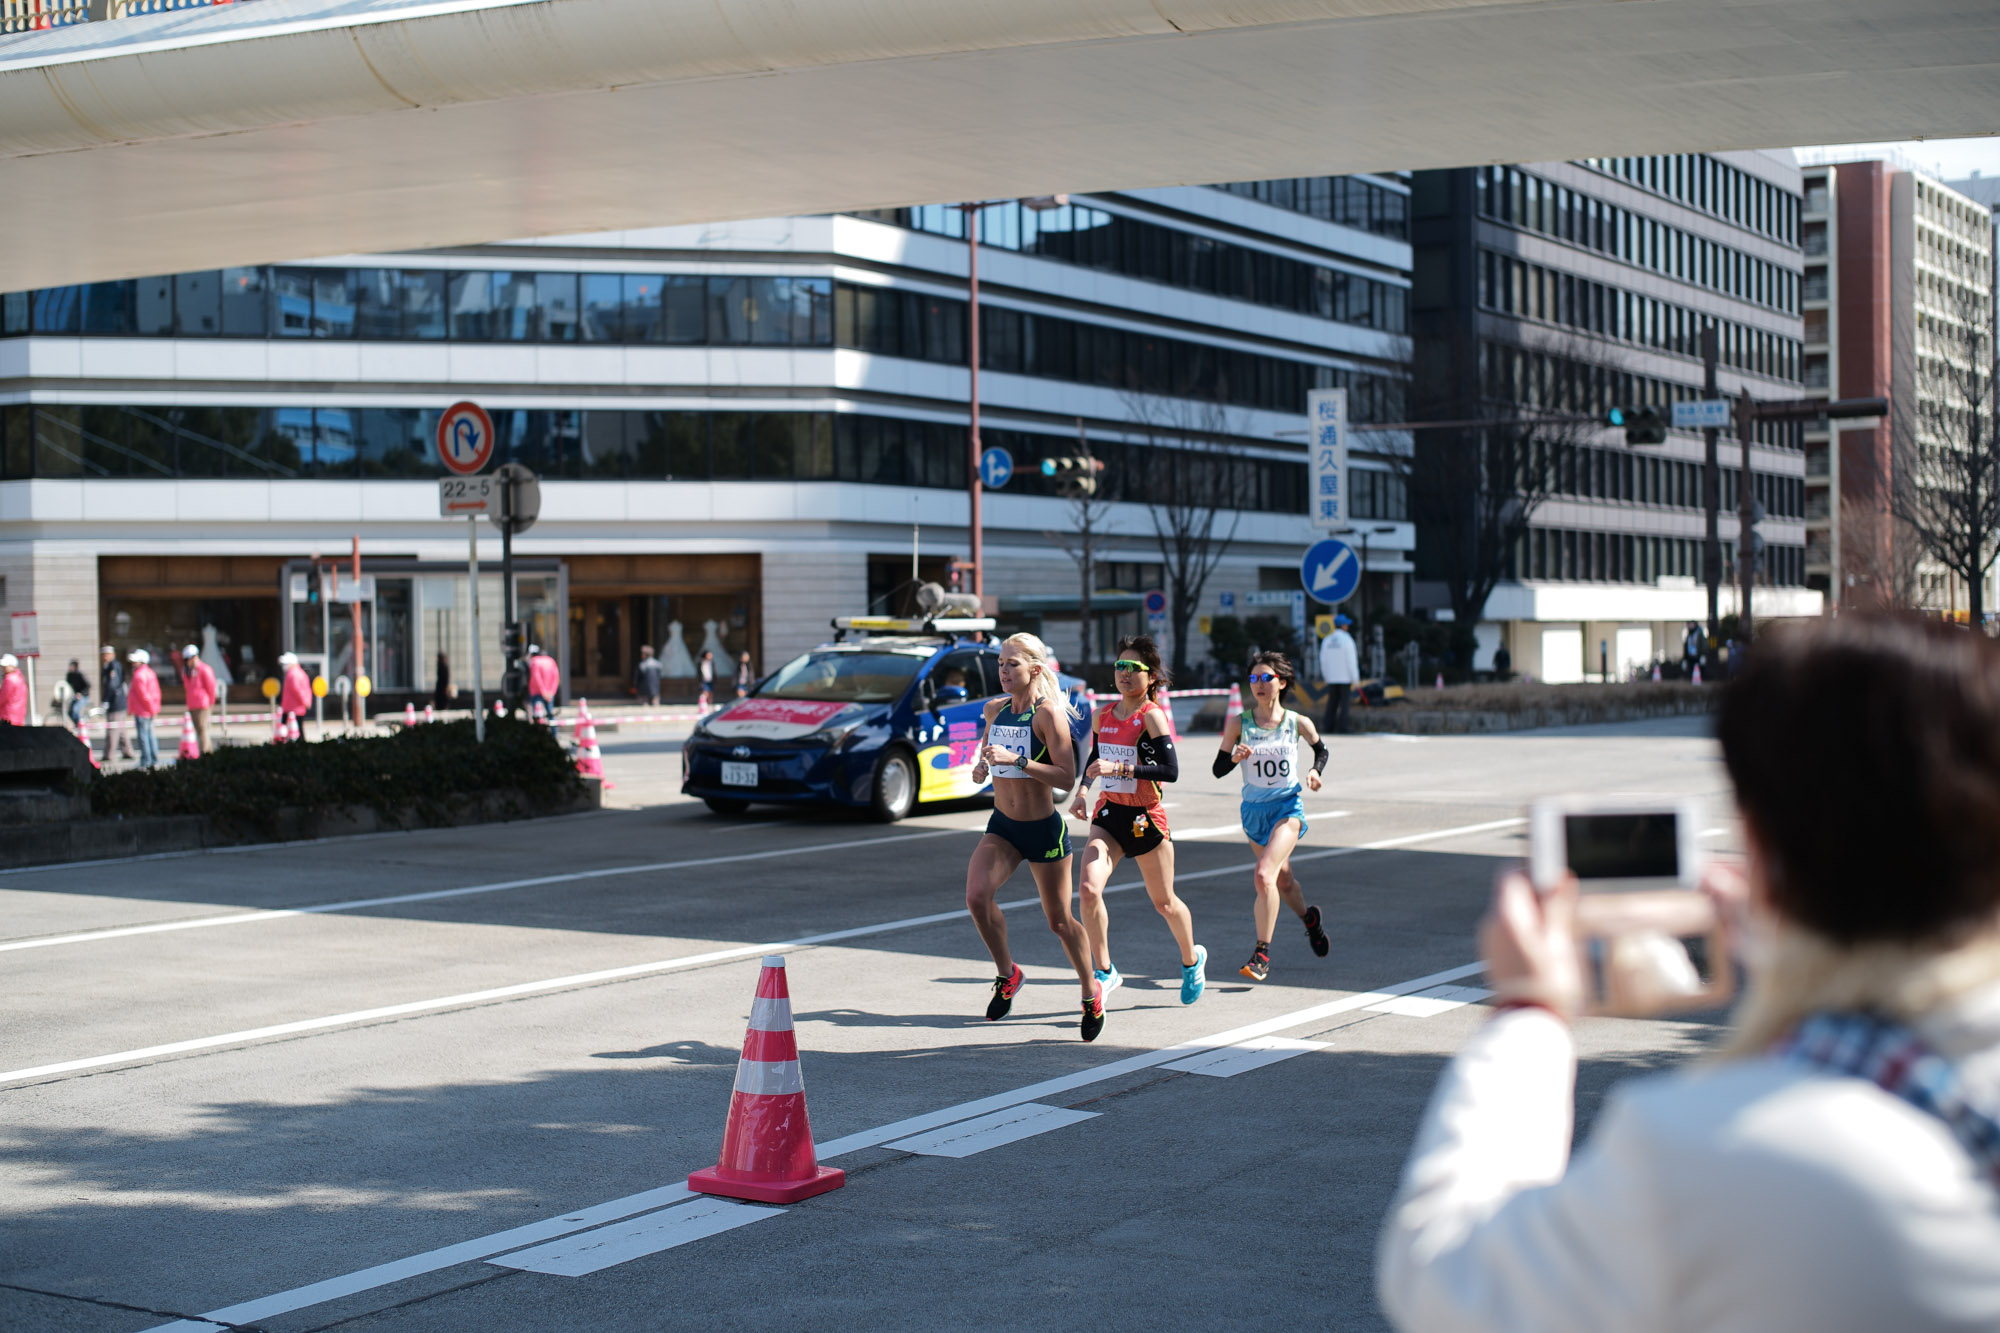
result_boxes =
[1238,707,1301,801]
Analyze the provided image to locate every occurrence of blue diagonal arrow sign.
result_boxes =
[1300,537,1361,604]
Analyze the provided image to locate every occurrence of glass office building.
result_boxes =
[1,180,1411,704]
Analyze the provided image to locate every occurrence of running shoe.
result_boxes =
[1302,905,1330,958]
[1239,945,1271,982]
[986,964,1025,1021]
[1080,983,1106,1042]
[1180,945,1208,1005]
[1093,965,1124,998]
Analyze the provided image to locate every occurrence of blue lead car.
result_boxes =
[681,615,1091,822]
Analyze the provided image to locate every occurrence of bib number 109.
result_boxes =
[1253,755,1291,780]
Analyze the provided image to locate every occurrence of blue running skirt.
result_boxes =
[1240,787,1307,846]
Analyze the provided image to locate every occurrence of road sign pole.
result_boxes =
[1738,390,1756,638]
[1701,324,1721,645]
[965,203,983,600]
[469,516,484,743]
[352,535,364,727]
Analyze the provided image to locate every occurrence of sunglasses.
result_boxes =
[1248,672,1281,683]
[1113,660,1151,673]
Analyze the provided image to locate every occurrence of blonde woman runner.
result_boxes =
[1212,651,1332,981]
[966,633,1106,1040]
[1069,634,1206,1005]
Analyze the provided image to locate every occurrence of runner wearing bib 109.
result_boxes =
[1212,650,1332,981]
[966,632,1107,1041]
[1068,635,1207,1007]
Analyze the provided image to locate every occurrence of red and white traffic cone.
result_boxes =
[424,703,435,724]
[1435,672,1445,690]
[272,710,286,744]
[574,706,604,780]
[1692,663,1703,684]
[404,702,417,728]
[80,730,101,772]
[1156,684,1179,741]
[1224,681,1243,728]
[494,699,506,718]
[178,712,200,761]
[688,955,845,1205]
[288,715,302,743]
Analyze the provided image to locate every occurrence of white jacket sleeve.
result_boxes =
[1377,1009,1669,1333]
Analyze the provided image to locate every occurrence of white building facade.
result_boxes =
[0,182,1411,707]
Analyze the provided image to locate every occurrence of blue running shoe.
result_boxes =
[1180,945,1207,1005]
[1093,966,1123,998]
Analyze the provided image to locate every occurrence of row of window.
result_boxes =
[1349,467,1408,521]
[1580,155,1800,248]
[2,270,836,347]
[1477,167,1799,315]
[1515,526,1806,587]
[1478,250,1803,382]
[852,199,1407,331]
[1543,441,1804,519]
[0,403,1311,513]
[837,285,1408,421]
[1478,341,1805,450]
[1212,177,1411,239]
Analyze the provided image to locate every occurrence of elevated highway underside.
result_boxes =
[0,0,1996,289]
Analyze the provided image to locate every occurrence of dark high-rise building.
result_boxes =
[1410,152,1815,682]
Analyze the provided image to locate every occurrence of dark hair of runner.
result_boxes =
[1113,635,1169,699]
[1717,614,2000,947]
[1248,651,1294,690]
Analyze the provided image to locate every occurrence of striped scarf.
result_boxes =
[1775,1011,2000,1192]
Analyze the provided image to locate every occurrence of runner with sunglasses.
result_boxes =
[1212,651,1332,981]
[1068,636,1207,1007]
[967,632,1107,1041]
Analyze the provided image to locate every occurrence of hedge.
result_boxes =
[89,718,583,834]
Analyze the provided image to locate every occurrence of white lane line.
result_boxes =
[140,954,1487,1333]
[0,825,981,955]
[885,1103,1099,1158]
[487,1197,783,1277]
[11,816,1522,1088]
[1163,1036,1328,1079]
[1364,984,1493,1018]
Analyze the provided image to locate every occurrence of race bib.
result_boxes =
[1243,740,1293,789]
[1100,742,1138,794]
[990,722,1035,779]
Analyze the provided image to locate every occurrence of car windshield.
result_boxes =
[758,650,926,703]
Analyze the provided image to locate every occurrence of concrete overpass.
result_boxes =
[0,0,1996,290]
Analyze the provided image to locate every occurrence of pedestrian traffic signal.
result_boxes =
[1607,406,1667,446]
[1040,455,1106,496]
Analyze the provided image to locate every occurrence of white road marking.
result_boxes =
[1175,810,1348,840]
[140,954,1487,1333]
[1163,1036,1327,1078]
[487,1196,782,1277]
[0,825,982,955]
[1365,984,1493,1018]
[885,1103,1099,1158]
[13,817,1523,1088]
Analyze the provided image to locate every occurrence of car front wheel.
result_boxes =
[869,749,917,822]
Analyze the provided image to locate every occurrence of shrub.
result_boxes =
[89,718,581,835]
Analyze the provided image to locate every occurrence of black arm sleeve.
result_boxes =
[1311,739,1329,775]
[1087,736,1101,770]
[1133,733,1179,784]
[1212,750,1238,779]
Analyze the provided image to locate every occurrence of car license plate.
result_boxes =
[722,761,758,788]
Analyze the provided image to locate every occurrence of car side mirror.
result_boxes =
[935,685,968,704]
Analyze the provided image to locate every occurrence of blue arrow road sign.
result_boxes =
[979,446,1013,488]
[1301,538,1361,604]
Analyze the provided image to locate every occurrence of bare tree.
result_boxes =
[1123,391,1248,678]
[1402,327,1608,666]
[1838,490,1922,611]
[1888,282,1999,625]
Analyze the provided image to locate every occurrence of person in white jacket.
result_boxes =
[1318,613,1359,735]
[1378,614,2000,1333]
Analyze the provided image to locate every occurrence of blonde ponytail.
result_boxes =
[1001,632,1080,721]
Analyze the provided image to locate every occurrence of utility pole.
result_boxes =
[963,203,983,601]
[351,535,364,725]
[1076,419,1094,676]
[1702,323,1722,644]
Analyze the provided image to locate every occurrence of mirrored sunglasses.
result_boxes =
[1247,671,1280,683]
[1113,660,1150,672]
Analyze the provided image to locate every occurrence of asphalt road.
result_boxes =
[1,715,1735,1332]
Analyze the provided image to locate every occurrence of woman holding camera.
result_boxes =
[1213,651,1332,982]
[1378,616,2000,1331]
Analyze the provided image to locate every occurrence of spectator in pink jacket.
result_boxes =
[526,645,560,726]
[278,652,312,739]
[0,654,25,726]
[181,643,218,755]
[127,649,162,767]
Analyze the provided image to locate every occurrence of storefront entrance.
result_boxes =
[567,554,760,703]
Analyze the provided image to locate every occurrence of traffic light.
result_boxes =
[1040,455,1107,496]
[500,621,528,659]
[1607,405,1667,446]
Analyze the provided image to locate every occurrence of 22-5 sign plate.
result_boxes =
[439,474,498,517]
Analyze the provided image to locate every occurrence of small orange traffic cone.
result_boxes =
[178,712,200,761]
[288,715,302,743]
[423,703,435,724]
[574,703,604,780]
[1225,681,1243,727]
[494,699,506,718]
[1157,684,1180,741]
[271,710,287,744]
[688,956,845,1205]
[404,702,417,728]
[80,730,101,772]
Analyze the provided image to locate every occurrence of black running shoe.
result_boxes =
[1303,905,1330,958]
[1239,946,1271,982]
[1080,984,1106,1042]
[987,964,1025,1021]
